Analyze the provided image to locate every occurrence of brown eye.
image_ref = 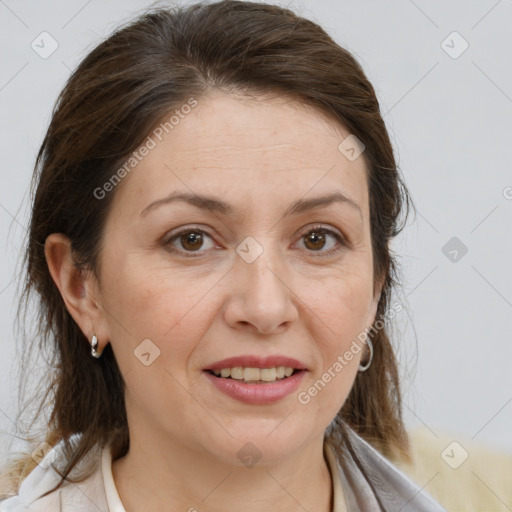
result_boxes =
[297,226,345,256]
[304,231,327,251]
[164,228,216,256]
[180,231,204,251]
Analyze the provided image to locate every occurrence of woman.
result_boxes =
[0,1,446,510]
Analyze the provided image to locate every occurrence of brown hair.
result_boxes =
[1,0,414,498]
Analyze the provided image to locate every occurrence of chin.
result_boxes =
[204,423,316,468]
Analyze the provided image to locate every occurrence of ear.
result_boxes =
[44,233,110,355]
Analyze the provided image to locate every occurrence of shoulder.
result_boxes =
[0,437,109,512]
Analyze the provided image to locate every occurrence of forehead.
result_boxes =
[108,91,369,221]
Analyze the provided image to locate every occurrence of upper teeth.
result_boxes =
[212,367,295,381]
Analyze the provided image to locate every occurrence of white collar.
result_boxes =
[101,443,126,512]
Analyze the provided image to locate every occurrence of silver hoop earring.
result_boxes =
[91,334,101,359]
[358,337,373,372]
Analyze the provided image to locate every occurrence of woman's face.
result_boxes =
[93,91,381,466]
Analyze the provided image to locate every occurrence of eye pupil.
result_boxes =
[305,231,325,251]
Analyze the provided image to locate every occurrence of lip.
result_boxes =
[203,355,308,371]
[203,369,307,405]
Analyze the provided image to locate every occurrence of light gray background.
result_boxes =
[1,0,511,466]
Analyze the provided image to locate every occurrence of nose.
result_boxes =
[222,246,299,335]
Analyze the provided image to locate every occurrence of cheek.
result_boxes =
[304,266,374,338]
[302,267,373,387]
[100,261,212,425]
[296,277,369,417]
[101,256,220,369]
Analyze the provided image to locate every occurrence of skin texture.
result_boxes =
[45,91,383,512]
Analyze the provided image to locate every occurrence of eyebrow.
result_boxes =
[140,191,362,220]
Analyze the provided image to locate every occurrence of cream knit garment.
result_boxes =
[397,426,512,511]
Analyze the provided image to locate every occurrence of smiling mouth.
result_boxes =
[205,366,301,384]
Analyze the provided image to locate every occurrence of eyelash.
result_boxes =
[163,224,346,258]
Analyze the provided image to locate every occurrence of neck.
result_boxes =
[111,429,333,512]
